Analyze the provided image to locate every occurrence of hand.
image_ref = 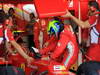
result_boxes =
[43,42,49,47]
[41,56,50,60]
[26,57,34,65]
[62,10,72,18]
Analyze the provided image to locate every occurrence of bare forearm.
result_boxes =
[70,15,90,28]
[6,41,14,54]
[10,41,29,59]
[70,15,85,28]
[62,10,90,28]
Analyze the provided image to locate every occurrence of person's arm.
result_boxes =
[5,41,14,54]
[5,19,33,64]
[62,10,90,28]
[10,40,33,64]
[10,40,29,59]
[70,15,90,28]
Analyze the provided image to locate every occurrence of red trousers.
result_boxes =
[86,44,100,61]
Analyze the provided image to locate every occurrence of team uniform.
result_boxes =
[0,24,14,44]
[34,20,40,48]
[40,35,58,55]
[5,27,14,42]
[34,19,49,49]
[0,24,3,44]
[40,25,79,70]
[86,12,100,61]
[0,24,14,56]
[39,19,49,44]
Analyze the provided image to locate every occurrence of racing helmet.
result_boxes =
[47,19,64,36]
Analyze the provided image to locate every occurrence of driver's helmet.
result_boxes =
[47,19,64,36]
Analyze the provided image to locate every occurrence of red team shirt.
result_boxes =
[34,18,49,49]
[40,25,79,70]
[86,12,100,61]
[0,24,14,44]
[0,24,3,37]
[4,27,14,42]
[89,13,100,44]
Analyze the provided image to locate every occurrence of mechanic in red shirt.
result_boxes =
[62,1,100,61]
[39,18,79,70]
[33,21,40,49]
[0,9,33,64]
[34,18,49,49]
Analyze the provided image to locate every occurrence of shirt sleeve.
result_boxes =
[5,28,14,42]
[89,15,97,25]
[50,35,69,59]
